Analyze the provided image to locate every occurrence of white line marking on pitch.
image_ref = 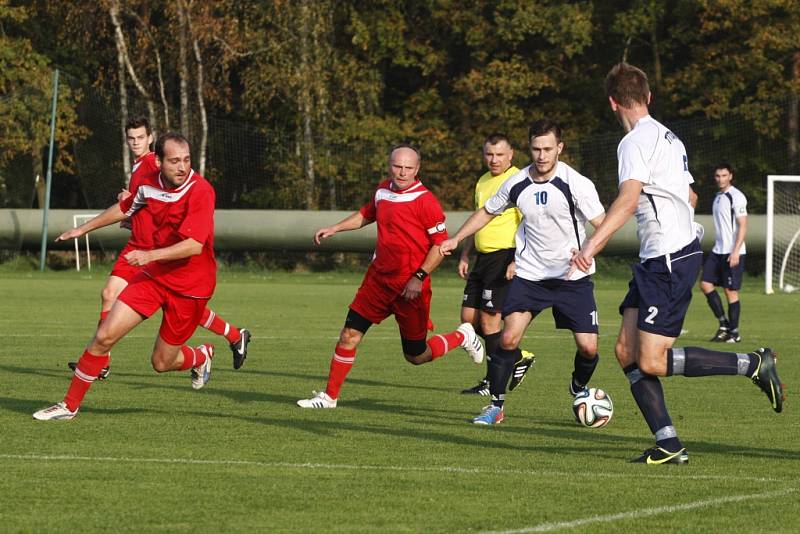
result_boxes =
[0,454,787,484]
[481,488,797,534]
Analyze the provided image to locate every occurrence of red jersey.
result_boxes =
[125,152,160,249]
[120,169,217,299]
[359,179,448,277]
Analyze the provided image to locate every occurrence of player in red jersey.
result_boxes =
[66,117,250,378]
[34,133,221,420]
[297,144,486,409]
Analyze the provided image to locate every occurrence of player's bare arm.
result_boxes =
[572,180,641,273]
[117,188,131,202]
[439,208,496,256]
[729,215,747,267]
[125,238,203,266]
[457,235,474,279]
[688,186,698,209]
[402,244,446,301]
[314,211,368,245]
[55,202,127,242]
[505,260,516,280]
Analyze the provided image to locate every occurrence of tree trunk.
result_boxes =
[33,148,44,208]
[192,35,208,175]
[650,11,662,92]
[789,52,800,171]
[177,1,191,137]
[299,0,315,209]
[109,0,130,183]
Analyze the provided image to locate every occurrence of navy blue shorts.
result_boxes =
[701,252,746,290]
[463,248,515,312]
[619,239,703,337]
[502,276,599,333]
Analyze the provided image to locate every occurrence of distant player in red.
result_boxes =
[35,133,220,420]
[66,117,250,378]
[297,144,485,409]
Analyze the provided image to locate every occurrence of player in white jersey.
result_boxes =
[571,63,783,465]
[700,163,748,343]
[441,119,606,425]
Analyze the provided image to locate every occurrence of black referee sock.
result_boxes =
[728,301,741,332]
[572,351,599,390]
[666,347,751,377]
[488,347,517,407]
[481,331,501,382]
[704,291,728,326]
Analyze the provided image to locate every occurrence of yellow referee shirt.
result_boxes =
[474,166,521,253]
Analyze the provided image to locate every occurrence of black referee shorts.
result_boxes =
[462,248,516,313]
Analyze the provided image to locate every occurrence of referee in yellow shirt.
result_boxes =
[460,133,535,395]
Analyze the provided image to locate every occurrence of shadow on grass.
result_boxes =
[245,368,454,393]
[0,396,149,417]
[4,364,796,464]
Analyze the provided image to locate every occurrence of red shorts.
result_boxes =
[110,243,143,282]
[349,266,434,340]
[117,272,208,345]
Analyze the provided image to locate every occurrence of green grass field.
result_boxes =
[0,267,797,533]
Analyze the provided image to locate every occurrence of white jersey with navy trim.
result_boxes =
[712,185,747,254]
[484,161,605,281]
[617,115,696,260]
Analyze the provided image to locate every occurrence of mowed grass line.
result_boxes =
[0,270,797,533]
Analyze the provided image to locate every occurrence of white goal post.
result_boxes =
[765,175,800,294]
[72,213,99,271]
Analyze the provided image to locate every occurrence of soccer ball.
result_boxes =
[783,284,796,293]
[572,388,613,428]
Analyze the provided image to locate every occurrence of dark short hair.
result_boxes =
[125,116,151,135]
[714,162,734,175]
[528,119,562,143]
[605,62,650,107]
[155,132,191,159]
[484,133,512,147]
[390,143,421,162]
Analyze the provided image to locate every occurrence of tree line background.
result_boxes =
[1,0,799,215]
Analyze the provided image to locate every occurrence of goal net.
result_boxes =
[766,176,800,294]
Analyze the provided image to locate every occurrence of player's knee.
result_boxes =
[637,356,662,376]
[101,285,120,306]
[338,328,362,348]
[479,312,501,336]
[150,356,171,373]
[403,353,425,365]
[577,344,598,359]
[614,340,630,363]
[500,332,520,350]
[92,329,116,353]
[402,338,428,365]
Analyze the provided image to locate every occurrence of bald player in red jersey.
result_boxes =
[35,133,221,420]
[67,117,250,378]
[297,144,486,409]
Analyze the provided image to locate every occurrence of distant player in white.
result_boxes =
[441,119,606,426]
[700,163,748,343]
[571,62,783,465]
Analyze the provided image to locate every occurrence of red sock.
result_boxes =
[325,345,356,399]
[63,350,110,411]
[200,308,241,344]
[426,330,465,360]
[178,345,209,371]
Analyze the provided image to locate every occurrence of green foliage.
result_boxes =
[2,1,799,211]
